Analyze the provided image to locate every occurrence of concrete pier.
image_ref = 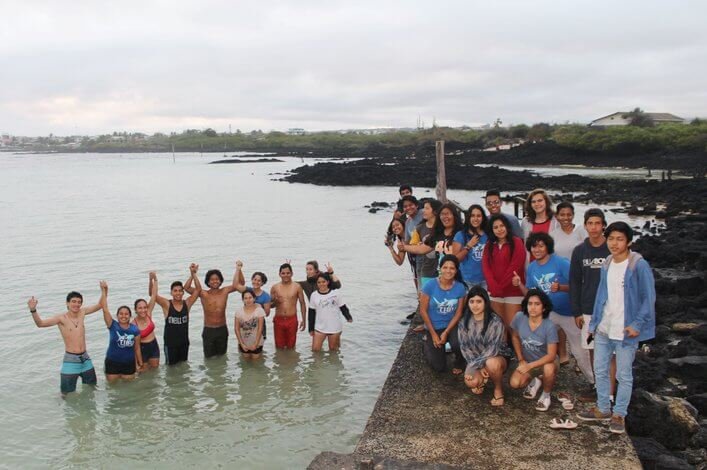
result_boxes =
[310,325,642,469]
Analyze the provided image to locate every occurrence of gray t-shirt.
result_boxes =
[414,222,438,278]
[511,311,559,363]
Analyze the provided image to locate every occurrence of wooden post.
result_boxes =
[435,140,448,203]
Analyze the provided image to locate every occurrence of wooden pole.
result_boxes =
[435,140,448,203]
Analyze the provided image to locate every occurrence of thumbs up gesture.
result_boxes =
[512,271,521,287]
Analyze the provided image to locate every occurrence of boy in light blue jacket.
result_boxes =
[578,221,655,434]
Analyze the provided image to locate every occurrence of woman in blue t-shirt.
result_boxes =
[100,281,143,382]
[452,204,488,288]
[419,255,467,373]
[509,288,559,412]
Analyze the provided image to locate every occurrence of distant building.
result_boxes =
[287,128,306,136]
[589,112,685,127]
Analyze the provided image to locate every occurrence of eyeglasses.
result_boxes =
[486,201,501,206]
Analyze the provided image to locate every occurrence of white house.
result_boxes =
[589,112,685,127]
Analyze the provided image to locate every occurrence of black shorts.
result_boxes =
[104,358,136,375]
[238,344,264,354]
[140,339,160,361]
[164,342,189,366]
[202,326,229,358]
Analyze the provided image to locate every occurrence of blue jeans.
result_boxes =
[593,332,638,417]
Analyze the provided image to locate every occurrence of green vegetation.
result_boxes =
[35,119,706,155]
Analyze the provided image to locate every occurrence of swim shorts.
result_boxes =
[164,342,189,366]
[238,344,264,354]
[202,325,229,358]
[60,351,97,394]
[273,315,298,349]
[140,338,161,360]
[104,358,136,376]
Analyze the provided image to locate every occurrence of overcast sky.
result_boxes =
[1,0,705,135]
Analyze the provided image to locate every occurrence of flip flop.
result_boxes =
[491,395,504,407]
[557,392,575,410]
[549,418,578,430]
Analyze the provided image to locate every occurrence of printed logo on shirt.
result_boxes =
[522,337,544,354]
[533,273,557,294]
[583,257,607,269]
[432,297,458,315]
[168,315,188,325]
[116,331,135,348]
[471,243,485,262]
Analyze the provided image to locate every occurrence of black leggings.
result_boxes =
[423,326,464,372]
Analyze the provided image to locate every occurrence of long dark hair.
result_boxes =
[463,204,488,236]
[387,217,406,241]
[427,203,463,248]
[486,214,515,262]
[462,285,496,335]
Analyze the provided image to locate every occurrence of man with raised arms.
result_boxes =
[184,262,240,358]
[271,263,307,349]
[27,282,106,395]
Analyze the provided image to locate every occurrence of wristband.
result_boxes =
[30,309,37,314]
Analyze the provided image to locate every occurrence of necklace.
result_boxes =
[66,314,80,329]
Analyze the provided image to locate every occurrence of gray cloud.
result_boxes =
[1,0,705,135]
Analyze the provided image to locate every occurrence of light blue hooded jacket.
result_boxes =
[589,251,656,344]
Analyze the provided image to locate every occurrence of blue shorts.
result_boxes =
[140,338,160,361]
[60,351,97,394]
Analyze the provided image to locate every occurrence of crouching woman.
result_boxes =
[457,285,512,406]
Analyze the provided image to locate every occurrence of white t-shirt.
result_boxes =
[310,290,346,334]
[235,305,266,349]
[598,258,628,340]
[550,226,588,260]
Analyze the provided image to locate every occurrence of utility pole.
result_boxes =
[435,140,447,203]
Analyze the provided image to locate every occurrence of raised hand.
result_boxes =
[100,280,108,292]
[236,260,243,269]
[149,271,157,280]
[28,296,38,311]
[189,263,199,275]
[326,263,334,274]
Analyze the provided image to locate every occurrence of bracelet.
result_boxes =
[30,309,37,314]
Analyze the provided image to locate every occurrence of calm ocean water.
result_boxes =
[0,152,647,469]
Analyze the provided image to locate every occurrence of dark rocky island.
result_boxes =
[209,157,284,164]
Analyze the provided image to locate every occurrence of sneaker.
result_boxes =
[609,415,625,434]
[577,406,611,422]
[523,377,542,400]
[535,395,551,411]
[578,386,597,403]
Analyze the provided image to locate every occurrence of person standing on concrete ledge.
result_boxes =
[579,222,656,434]
[484,190,523,240]
[418,255,467,372]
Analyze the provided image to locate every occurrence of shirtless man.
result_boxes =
[270,263,307,349]
[184,263,239,358]
[27,283,106,395]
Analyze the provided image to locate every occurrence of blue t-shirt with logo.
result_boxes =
[421,279,467,330]
[106,320,140,363]
[526,254,571,316]
[511,311,559,363]
[253,290,271,307]
[453,230,487,284]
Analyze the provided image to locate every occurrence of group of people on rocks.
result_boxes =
[386,185,656,435]
[27,260,350,395]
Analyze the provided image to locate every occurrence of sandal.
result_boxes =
[549,418,578,430]
[535,395,551,411]
[557,392,575,410]
[491,395,504,407]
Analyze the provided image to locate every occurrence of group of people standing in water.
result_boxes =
[27,260,350,395]
[386,185,656,435]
